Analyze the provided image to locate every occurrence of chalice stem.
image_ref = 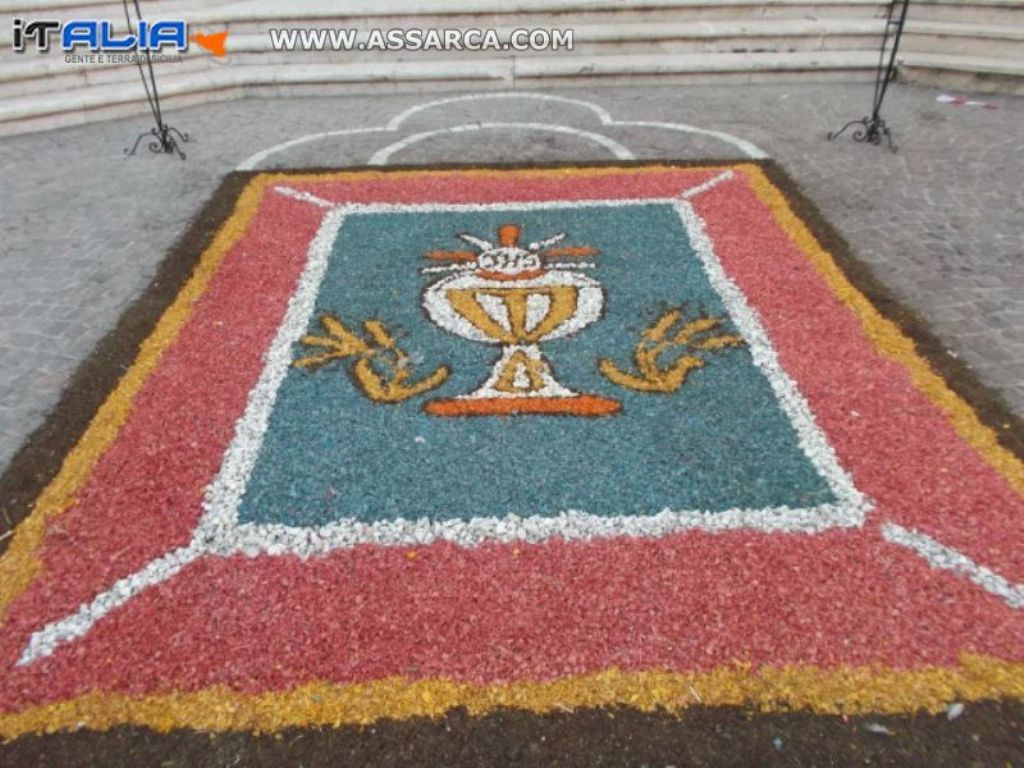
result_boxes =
[422,341,621,417]
[481,344,573,398]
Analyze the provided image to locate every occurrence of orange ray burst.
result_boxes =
[540,246,599,259]
[424,250,478,262]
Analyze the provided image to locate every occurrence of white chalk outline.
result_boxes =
[236,92,768,170]
[368,121,634,165]
[17,178,872,665]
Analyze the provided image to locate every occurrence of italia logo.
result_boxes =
[11,18,228,57]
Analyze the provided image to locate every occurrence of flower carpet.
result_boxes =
[0,161,1021,756]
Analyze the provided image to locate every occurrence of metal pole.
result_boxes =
[123,0,190,159]
[828,0,910,152]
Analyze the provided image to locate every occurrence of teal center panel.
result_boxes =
[237,203,837,526]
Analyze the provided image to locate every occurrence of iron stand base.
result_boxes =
[125,124,190,160]
[827,116,897,153]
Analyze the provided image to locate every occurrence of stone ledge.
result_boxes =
[0,50,887,125]
[903,52,1024,74]
[11,50,1024,129]
[905,19,1024,40]
[0,17,891,85]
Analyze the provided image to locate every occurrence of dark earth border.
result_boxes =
[1,160,1021,765]
[5,701,1024,767]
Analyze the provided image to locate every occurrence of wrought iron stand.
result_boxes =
[123,0,189,159]
[828,0,910,152]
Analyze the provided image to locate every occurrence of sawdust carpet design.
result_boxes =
[0,161,1021,741]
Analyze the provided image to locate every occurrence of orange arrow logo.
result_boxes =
[191,30,228,57]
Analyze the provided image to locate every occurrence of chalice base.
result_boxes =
[424,344,620,417]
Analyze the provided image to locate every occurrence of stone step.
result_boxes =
[6,14,1020,101]
[191,0,890,25]
[0,56,211,100]
[0,0,119,10]
[0,0,230,14]
[512,49,883,79]
[222,17,1024,59]
[0,50,884,134]
[0,0,890,43]
[903,19,1024,58]
[1,0,1021,133]
[906,0,1024,25]
[231,22,884,61]
[902,50,1024,92]
[2,0,1016,28]
[0,17,895,99]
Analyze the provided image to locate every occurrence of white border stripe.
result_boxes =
[274,186,337,209]
[218,503,860,557]
[882,523,1024,610]
[17,543,205,665]
[277,196,681,214]
[681,170,735,199]
[676,199,867,518]
[195,207,349,549]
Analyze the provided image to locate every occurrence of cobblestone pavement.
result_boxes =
[0,82,1021,471]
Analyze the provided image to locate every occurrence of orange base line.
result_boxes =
[424,394,622,417]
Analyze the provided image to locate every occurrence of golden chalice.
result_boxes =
[421,224,620,417]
